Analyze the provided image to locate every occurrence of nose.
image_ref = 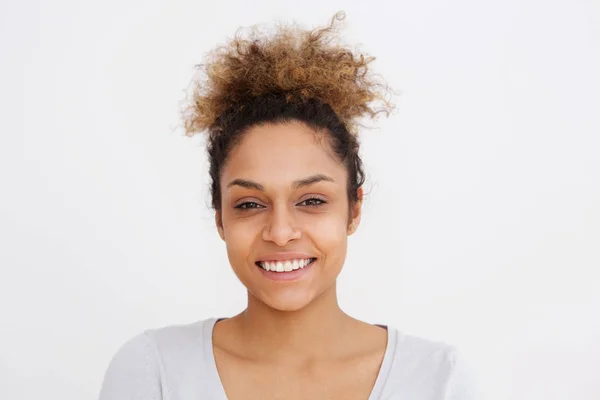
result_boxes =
[262,203,302,246]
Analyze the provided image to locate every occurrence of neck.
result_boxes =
[233,284,352,361]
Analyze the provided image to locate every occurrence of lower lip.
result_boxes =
[256,260,315,281]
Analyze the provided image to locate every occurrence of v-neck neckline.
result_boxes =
[201,317,397,400]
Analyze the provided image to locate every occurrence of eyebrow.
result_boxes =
[227,174,335,191]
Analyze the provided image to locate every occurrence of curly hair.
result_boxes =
[182,11,395,212]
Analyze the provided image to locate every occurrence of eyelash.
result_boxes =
[235,197,327,210]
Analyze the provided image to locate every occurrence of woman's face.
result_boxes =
[216,121,362,311]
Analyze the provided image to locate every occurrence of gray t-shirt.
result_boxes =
[99,318,476,399]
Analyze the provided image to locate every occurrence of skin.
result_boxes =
[213,121,387,400]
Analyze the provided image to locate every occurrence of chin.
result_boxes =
[255,289,317,312]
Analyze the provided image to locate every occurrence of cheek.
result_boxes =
[306,216,347,238]
[303,213,349,258]
[222,219,260,262]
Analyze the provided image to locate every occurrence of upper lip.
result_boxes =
[256,252,315,262]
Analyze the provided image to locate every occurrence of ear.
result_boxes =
[347,187,363,236]
[215,210,225,241]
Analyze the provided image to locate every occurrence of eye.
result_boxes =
[235,201,264,210]
[298,197,327,207]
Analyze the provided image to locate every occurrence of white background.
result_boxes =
[1,0,599,399]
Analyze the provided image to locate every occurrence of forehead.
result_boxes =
[222,122,346,182]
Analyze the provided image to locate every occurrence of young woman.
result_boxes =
[99,12,475,400]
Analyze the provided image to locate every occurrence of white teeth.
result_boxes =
[259,258,313,272]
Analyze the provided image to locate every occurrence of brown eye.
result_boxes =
[235,202,264,210]
[298,197,326,207]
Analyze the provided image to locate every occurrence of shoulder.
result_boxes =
[98,318,216,400]
[98,331,162,400]
[383,330,478,399]
[144,318,209,352]
[388,332,458,383]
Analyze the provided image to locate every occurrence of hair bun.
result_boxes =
[182,11,395,137]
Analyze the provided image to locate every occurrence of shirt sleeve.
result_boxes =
[446,347,480,400]
[98,332,163,400]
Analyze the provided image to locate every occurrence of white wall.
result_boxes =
[1,0,599,398]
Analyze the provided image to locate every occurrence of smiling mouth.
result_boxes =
[255,258,316,272]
